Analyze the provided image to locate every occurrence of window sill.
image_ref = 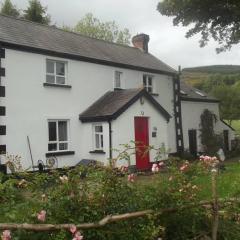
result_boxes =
[43,83,72,88]
[45,151,75,157]
[114,88,124,91]
[150,93,159,96]
[89,150,106,154]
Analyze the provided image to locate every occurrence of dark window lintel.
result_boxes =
[43,83,72,88]
[45,151,75,157]
[89,150,106,154]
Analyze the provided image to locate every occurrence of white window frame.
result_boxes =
[143,74,154,93]
[114,71,123,89]
[48,119,70,152]
[92,124,104,150]
[195,90,206,97]
[46,59,67,85]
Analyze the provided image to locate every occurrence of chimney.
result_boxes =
[132,33,150,53]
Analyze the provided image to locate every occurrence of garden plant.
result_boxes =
[1,152,240,239]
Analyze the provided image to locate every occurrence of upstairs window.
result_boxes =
[143,75,154,93]
[195,90,206,97]
[46,60,66,85]
[114,71,123,89]
[93,125,104,150]
[48,120,69,152]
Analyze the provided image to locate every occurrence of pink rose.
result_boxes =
[70,225,77,234]
[37,210,46,222]
[128,174,135,182]
[180,163,189,172]
[159,161,165,167]
[73,231,83,240]
[1,230,11,240]
[151,163,159,173]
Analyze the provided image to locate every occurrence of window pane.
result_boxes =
[56,76,65,85]
[46,75,55,83]
[148,77,152,86]
[48,122,57,141]
[143,75,146,86]
[47,60,54,74]
[48,143,57,151]
[148,87,152,93]
[56,62,65,76]
[101,135,103,148]
[115,78,121,88]
[95,126,103,133]
[59,143,68,150]
[58,121,67,141]
[95,134,100,149]
[114,71,121,88]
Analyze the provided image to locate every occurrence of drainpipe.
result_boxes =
[108,120,113,159]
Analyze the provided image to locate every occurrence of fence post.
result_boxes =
[211,167,219,240]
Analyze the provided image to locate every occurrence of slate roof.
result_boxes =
[180,81,219,103]
[79,88,171,122]
[0,14,176,74]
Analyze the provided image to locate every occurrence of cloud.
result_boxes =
[11,0,240,69]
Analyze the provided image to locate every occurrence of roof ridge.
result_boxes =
[0,13,141,51]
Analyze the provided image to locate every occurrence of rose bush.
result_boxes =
[0,157,240,239]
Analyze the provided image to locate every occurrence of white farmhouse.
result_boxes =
[0,15,234,171]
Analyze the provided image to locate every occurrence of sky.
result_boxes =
[9,0,240,70]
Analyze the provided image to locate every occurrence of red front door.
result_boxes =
[134,117,150,170]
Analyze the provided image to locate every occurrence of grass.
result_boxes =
[196,162,240,200]
[136,161,240,201]
[232,120,240,135]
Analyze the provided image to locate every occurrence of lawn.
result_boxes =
[136,161,240,201]
[232,120,240,135]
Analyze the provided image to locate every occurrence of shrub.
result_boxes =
[0,159,240,239]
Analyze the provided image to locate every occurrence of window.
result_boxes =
[143,75,154,93]
[195,90,206,97]
[93,125,103,150]
[48,120,69,152]
[114,71,123,89]
[46,60,66,85]
[180,90,187,95]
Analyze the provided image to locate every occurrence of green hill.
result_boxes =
[182,65,240,88]
[182,65,240,134]
[183,65,240,74]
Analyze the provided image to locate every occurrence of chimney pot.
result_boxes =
[132,33,150,53]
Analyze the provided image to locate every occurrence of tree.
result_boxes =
[211,85,240,125]
[199,109,220,155]
[69,13,131,45]
[157,1,240,52]
[24,0,50,25]
[0,0,20,17]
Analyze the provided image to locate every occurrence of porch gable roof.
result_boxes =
[79,88,171,123]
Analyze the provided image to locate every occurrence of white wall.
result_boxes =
[111,96,169,167]
[181,100,235,152]
[0,49,175,169]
